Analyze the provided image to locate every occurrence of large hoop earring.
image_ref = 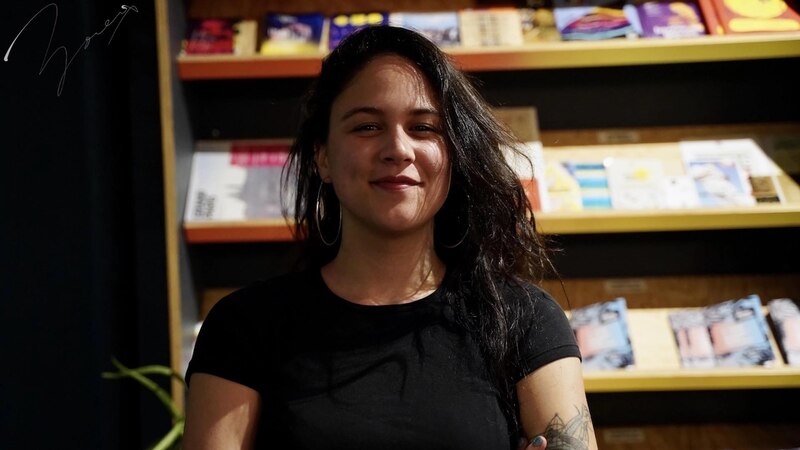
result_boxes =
[315,182,341,246]
[438,192,470,249]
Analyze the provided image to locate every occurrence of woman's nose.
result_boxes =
[380,126,415,164]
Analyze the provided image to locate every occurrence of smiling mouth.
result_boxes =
[371,176,421,190]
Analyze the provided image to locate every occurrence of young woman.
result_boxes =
[184,25,597,450]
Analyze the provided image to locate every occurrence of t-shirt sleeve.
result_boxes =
[514,285,581,382]
[185,289,265,392]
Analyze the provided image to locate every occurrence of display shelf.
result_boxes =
[581,308,800,393]
[177,32,800,80]
[183,204,800,243]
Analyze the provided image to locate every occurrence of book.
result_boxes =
[388,11,460,46]
[520,7,563,42]
[668,309,716,368]
[697,0,725,33]
[458,8,524,46]
[681,139,785,205]
[704,294,776,367]
[553,0,641,40]
[767,298,800,366]
[182,18,257,55]
[328,12,389,50]
[184,140,295,222]
[605,158,669,209]
[543,160,584,211]
[710,0,800,33]
[260,13,327,55]
[570,297,636,370]
[635,1,707,38]
[564,161,613,209]
[504,141,549,211]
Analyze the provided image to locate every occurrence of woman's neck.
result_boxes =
[320,224,445,306]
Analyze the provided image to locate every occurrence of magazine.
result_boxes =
[605,158,668,210]
[570,297,635,370]
[388,11,460,46]
[182,18,257,55]
[767,298,800,366]
[184,140,295,222]
[328,12,388,50]
[704,294,776,367]
[668,309,715,368]
[260,13,327,55]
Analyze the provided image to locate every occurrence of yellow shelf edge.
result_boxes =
[177,32,800,79]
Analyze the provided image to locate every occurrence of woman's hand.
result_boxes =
[517,435,547,449]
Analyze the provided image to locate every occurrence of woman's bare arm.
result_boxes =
[183,373,261,450]
[516,357,598,450]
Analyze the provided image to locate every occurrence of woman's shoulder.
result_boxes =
[207,268,320,317]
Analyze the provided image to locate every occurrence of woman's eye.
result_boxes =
[353,123,379,132]
[412,124,438,133]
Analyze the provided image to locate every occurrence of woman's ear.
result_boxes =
[314,143,330,182]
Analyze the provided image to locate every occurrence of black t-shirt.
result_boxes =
[187,269,580,450]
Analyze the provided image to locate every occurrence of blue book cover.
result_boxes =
[388,11,460,46]
[328,12,389,50]
[260,13,326,55]
[570,297,635,370]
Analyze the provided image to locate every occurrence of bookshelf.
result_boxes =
[155,0,800,445]
[176,32,800,79]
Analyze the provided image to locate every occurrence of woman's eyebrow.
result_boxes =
[340,106,440,121]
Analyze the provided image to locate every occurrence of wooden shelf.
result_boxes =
[183,205,800,243]
[183,219,295,243]
[177,32,800,80]
[581,308,800,393]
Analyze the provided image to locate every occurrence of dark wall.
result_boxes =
[0,1,169,448]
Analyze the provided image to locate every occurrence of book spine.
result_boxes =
[697,0,724,34]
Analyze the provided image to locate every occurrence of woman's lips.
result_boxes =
[371,176,420,190]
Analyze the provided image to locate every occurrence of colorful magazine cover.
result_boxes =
[184,140,295,222]
[553,0,641,40]
[563,161,613,209]
[687,159,755,207]
[260,13,327,55]
[704,294,776,367]
[183,18,257,55]
[328,12,388,50]
[767,298,800,366]
[635,1,706,37]
[570,297,635,370]
[388,11,460,46]
[669,309,715,368]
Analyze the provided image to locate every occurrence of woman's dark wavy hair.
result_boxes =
[283,25,555,430]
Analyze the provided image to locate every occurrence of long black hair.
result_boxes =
[284,25,554,430]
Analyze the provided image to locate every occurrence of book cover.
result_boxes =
[183,18,257,55]
[662,175,701,208]
[570,297,636,370]
[669,309,715,368]
[697,0,725,33]
[635,1,707,37]
[767,298,800,366]
[711,0,800,33]
[388,11,460,46]
[458,8,525,46]
[328,12,389,50]
[520,7,563,42]
[605,158,669,209]
[184,140,295,222]
[260,13,327,55]
[687,159,756,207]
[564,161,613,209]
[543,160,584,211]
[704,294,776,367]
[681,139,783,205]
[553,1,641,40]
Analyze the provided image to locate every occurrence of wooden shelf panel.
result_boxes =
[183,205,800,243]
[177,33,800,80]
[537,205,800,234]
[582,308,800,393]
[183,219,295,243]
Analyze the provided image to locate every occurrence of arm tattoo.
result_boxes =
[538,405,593,450]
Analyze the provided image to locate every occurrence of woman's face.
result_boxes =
[316,54,450,240]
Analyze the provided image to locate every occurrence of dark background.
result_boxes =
[1,1,170,448]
